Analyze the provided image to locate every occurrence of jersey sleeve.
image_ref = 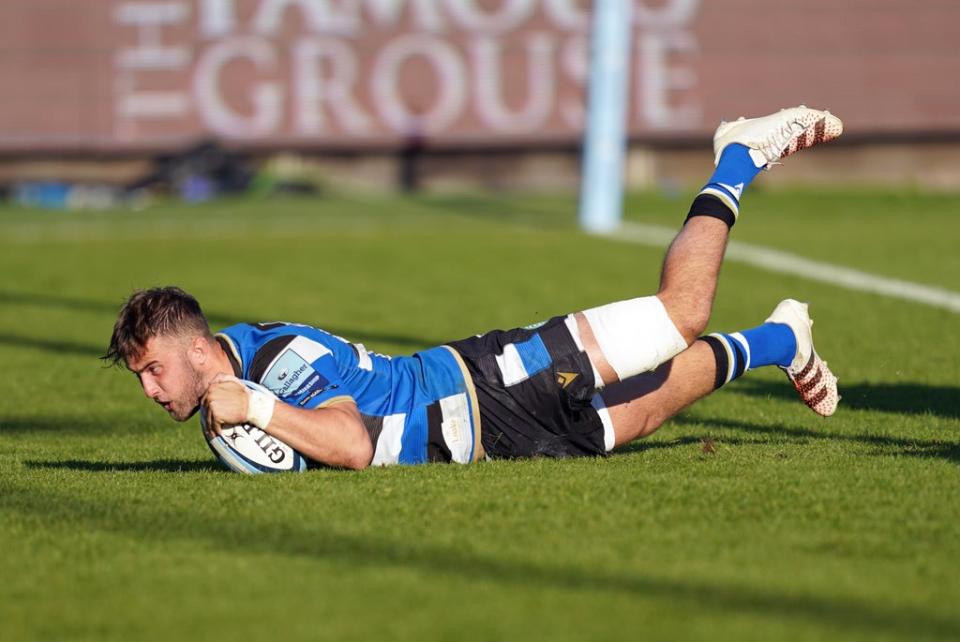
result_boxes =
[249,334,354,410]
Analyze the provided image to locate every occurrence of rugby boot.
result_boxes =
[765,299,839,417]
[713,106,844,169]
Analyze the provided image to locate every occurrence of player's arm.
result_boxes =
[203,376,373,470]
[263,397,372,470]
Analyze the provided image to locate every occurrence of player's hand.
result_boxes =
[202,374,249,436]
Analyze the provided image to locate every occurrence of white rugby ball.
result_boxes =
[200,380,308,474]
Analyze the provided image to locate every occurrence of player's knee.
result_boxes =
[581,296,689,382]
[615,410,666,445]
[681,308,711,343]
[637,412,667,439]
[658,295,710,344]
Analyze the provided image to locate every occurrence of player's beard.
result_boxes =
[171,361,207,422]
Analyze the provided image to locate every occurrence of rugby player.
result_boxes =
[104,106,842,470]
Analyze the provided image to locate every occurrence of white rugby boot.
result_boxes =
[713,106,843,169]
[765,299,839,417]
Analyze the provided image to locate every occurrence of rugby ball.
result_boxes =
[200,380,308,474]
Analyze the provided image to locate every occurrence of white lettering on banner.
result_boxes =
[371,34,467,134]
[118,91,192,119]
[115,0,191,69]
[544,0,589,30]
[355,0,447,33]
[253,0,355,36]
[294,38,373,134]
[638,31,700,129]
[194,37,282,137]
[472,33,555,132]
[445,0,536,35]
[113,1,192,137]
[199,0,235,38]
[114,0,704,141]
[560,33,588,128]
[633,0,699,27]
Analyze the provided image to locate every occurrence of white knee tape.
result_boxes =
[582,296,688,382]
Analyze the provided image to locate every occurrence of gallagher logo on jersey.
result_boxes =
[264,349,324,398]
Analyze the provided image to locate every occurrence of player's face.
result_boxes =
[127,334,206,422]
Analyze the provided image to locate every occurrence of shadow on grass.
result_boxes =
[2,485,957,640]
[0,289,116,316]
[607,365,960,461]
[0,332,104,358]
[0,288,248,328]
[734,378,960,421]
[617,434,809,455]
[0,415,164,436]
[24,459,221,473]
[0,288,441,355]
[662,415,960,465]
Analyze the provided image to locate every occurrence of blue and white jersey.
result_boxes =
[215,322,482,466]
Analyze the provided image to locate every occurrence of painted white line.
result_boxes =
[602,221,960,314]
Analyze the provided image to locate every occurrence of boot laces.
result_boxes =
[759,120,804,163]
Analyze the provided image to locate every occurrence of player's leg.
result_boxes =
[593,299,839,449]
[573,107,844,390]
[566,216,730,391]
[598,340,716,446]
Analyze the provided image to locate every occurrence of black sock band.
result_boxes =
[701,335,729,390]
[685,194,736,229]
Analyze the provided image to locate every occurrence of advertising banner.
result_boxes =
[1,1,958,151]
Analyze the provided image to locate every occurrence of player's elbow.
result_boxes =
[313,403,373,470]
[341,408,373,470]
[302,438,371,470]
[343,438,373,470]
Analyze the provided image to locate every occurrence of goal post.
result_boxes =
[578,0,634,234]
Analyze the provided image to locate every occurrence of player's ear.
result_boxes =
[187,335,209,367]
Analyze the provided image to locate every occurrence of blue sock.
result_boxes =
[697,144,764,220]
[702,323,797,388]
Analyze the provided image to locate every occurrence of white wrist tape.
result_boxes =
[245,387,276,429]
[582,295,688,382]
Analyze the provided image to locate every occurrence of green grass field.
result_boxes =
[1,188,958,642]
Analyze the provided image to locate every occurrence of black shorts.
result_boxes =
[446,316,608,460]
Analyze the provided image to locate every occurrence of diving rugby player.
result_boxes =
[105,107,842,469]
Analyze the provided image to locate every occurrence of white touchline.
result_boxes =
[602,222,960,314]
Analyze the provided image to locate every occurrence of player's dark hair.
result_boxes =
[102,286,212,367]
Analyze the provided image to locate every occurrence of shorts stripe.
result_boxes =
[495,334,552,387]
[514,334,552,377]
[564,314,606,390]
[591,394,616,452]
[495,344,528,386]
[448,315,608,460]
[371,413,406,466]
